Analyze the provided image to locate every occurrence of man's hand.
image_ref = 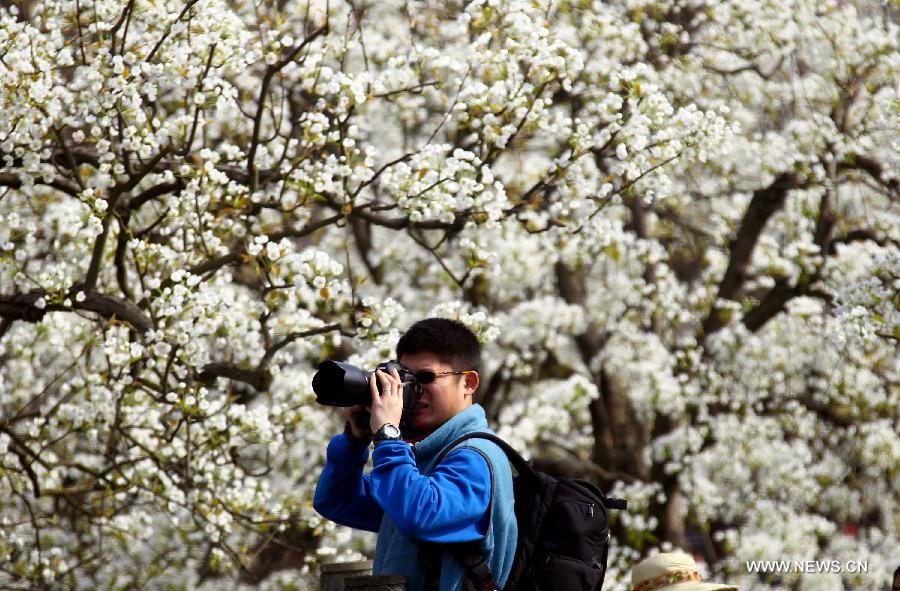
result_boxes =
[341,405,371,441]
[368,367,404,434]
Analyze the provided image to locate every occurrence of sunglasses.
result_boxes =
[409,369,474,384]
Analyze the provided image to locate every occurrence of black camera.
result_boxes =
[312,360,422,428]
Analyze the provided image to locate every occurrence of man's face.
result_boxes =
[399,351,477,433]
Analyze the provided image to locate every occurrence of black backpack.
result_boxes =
[426,432,627,591]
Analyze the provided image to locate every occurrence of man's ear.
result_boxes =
[464,371,479,395]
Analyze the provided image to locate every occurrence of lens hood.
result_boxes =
[312,360,372,406]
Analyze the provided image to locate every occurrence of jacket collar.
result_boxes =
[412,403,489,461]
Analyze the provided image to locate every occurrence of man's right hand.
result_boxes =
[342,404,372,440]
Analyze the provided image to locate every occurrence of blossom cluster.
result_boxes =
[0,0,897,589]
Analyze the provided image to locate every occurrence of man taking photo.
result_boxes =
[313,318,517,591]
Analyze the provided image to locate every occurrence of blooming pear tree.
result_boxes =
[0,0,897,589]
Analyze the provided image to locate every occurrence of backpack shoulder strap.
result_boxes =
[435,431,537,482]
[423,432,521,591]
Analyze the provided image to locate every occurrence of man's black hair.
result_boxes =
[396,318,481,374]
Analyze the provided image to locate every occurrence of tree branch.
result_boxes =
[144,0,201,63]
[124,180,184,213]
[701,172,805,337]
[257,323,342,371]
[0,172,82,197]
[197,324,343,392]
[0,425,49,497]
[114,221,136,301]
[248,23,329,194]
[742,159,839,333]
[268,213,343,242]
[0,290,152,333]
[742,280,834,332]
[838,154,898,195]
[828,229,897,255]
[195,362,273,391]
[189,252,245,277]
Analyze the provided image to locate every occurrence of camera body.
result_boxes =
[312,359,422,428]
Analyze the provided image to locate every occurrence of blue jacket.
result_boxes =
[314,404,517,591]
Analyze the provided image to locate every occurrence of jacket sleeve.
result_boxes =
[313,433,384,532]
[369,441,491,542]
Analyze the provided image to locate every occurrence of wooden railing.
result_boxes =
[320,561,406,590]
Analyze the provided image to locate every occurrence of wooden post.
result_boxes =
[320,560,374,591]
[345,574,406,591]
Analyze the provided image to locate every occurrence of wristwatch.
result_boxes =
[372,423,402,444]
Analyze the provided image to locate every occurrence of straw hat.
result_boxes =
[631,551,737,591]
